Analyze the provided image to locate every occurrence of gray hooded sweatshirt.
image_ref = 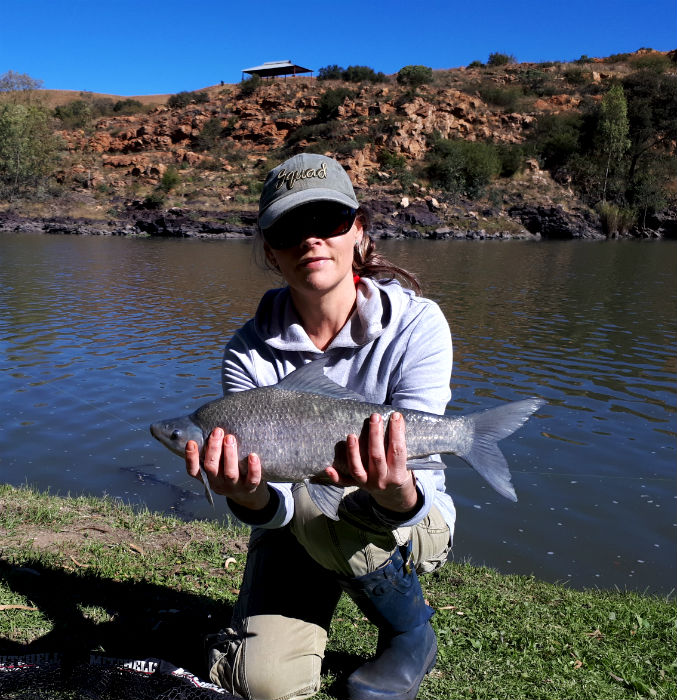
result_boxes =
[220,277,456,541]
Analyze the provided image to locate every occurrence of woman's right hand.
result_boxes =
[185,428,271,510]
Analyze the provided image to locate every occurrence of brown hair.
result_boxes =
[353,207,421,295]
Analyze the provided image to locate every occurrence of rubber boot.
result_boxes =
[337,543,437,700]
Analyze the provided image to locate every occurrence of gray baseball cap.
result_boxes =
[258,153,359,231]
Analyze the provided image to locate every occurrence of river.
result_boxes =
[1,233,675,594]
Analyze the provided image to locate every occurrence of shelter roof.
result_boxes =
[241,60,312,77]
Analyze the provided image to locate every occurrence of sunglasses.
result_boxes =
[261,203,357,250]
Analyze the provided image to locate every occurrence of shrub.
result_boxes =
[467,60,484,69]
[317,65,344,81]
[378,149,408,172]
[238,75,261,97]
[54,100,93,129]
[113,99,145,115]
[143,190,166,209]
[397,65,434,88]
[316,64,386,84]
[521,69,559,97]
[316,88,354,122]
[629,53,672,73]
[342,65,386,83]
[478,84,523,112]
[425,137,501,197]
[596,201,635,236]
[563,67,592,86]
[167,91,209,109]
[159,166,180,193]
[487,52,516,67]
[377,149,413,191]
[284,120,349,154]
[54,97,149,126]
[496,143,526,177]
[603,52,633,64]
[528,112,584,170]
[192,117,223,151]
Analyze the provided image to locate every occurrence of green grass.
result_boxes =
[1,484,675,699]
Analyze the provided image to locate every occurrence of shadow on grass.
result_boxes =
[0,558,232,677]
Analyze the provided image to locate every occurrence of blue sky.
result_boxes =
[2,0,675,96]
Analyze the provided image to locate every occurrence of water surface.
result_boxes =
[1,233,674,593]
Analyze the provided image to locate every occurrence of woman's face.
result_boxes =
[265,219,363,299]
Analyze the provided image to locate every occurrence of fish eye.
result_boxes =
[170,429,182,441]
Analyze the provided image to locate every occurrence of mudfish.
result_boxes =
[150,358,543,519]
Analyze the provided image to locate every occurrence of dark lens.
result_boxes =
[262,203,356,250]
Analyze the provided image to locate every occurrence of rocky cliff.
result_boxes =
[3,51,675,240]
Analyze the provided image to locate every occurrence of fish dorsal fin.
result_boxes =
[276,358,365,401]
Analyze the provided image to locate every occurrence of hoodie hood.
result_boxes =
[252,277,413,353]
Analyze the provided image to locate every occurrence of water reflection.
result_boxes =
[1,234,675,593]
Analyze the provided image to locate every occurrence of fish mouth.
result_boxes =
[149,418,204,458]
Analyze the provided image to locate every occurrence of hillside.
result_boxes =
[1,50,676,240]
[34,89,173,109]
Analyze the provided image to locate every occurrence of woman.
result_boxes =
[185,153,455,700]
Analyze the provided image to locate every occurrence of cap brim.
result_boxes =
[258,188,359,230]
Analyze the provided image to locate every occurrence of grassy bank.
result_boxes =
[1,484,674,699]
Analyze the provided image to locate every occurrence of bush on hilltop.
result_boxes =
[238,75,261,97]
[487,52,517,67]
[167,90,209,109]
[397,65,434,88]
[317,64,387,83]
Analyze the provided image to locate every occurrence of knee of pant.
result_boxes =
[240,652,321,700]
[233,615,326,700]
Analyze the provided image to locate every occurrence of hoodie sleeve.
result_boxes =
[219,326,296,529]
[377,300,454,530]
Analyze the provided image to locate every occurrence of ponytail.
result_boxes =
[353,207,421,295]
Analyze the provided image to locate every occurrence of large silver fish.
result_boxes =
[150,358,543,519]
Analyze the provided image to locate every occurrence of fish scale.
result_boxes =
[151,358,543,519]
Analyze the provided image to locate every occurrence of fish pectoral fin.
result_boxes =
[199,464,215,507]
[305,481,344,521]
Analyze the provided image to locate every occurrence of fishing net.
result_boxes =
[0,653,236,700]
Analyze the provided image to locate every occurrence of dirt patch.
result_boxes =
[0,487,251,563]
[1,517,250,556]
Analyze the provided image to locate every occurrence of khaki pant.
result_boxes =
[208,484,451,700]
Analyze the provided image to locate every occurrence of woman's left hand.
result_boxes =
[323,412,419,513]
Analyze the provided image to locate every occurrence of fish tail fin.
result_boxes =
[461,398,544,502]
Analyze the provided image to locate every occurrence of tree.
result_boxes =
[0,103,58,198]
[622,70,677,182]
[0,70,43,101]
[597,84,630,201]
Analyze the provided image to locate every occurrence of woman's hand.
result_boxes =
[185,428,270,511]
[324,412,419,513]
